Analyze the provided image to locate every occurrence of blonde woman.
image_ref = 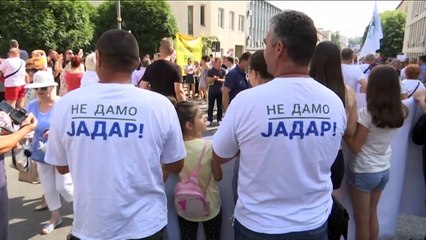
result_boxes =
[80,53,99,87]
[25,71,73,234]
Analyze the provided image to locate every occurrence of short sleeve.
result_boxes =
[44,101,68,166]
[174,65,183,83]
[160,100,186,164]
[212,98,239,158]
[224,72,236,89]
[357,107,371,129]
[141,65,151,84]
[0,61,6,72]
[400,81,408,94]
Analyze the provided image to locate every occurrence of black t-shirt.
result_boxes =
[141,60,183,98]
[207,67,227,91]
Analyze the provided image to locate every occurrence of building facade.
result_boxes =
[402,1,426,57]
[246,0,282,51]
[167,1,247,58]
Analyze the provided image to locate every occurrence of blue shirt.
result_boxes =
[27,100,53,163]
[420,64,426,82]
[224,65,250,102]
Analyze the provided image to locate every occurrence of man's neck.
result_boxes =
[274,64,309,78]
[98,72,132,84]
[342,60,352,65]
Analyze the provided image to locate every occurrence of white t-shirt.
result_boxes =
[45,83,186,240]
[0,57,26,87]
[213,77,347,234]
[342,64,366,93]
[185,64,195,75]
[80,71,99,87]
[400,67,407,80]
[402,79,425,97]
[131,68,146,86]
[350,108,400,173]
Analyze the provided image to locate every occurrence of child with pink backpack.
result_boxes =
[173,101,223,240]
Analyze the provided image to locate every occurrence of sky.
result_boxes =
[269,1,401,38]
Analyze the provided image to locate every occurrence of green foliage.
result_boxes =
[349,37,362,48]
[202,36,219,55]
[331,31,342,49]
[0,0,95,55]
[93,0,178,56]
[361,25,369,48]
[379,10,406,58]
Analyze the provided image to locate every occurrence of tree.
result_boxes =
[93,0,178,56]
[331,31,342,48]
[0,0,95,55]
[349,37,362,48]
[202,36,219,55]
[379,10,406,58]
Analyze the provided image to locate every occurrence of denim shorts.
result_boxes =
[347,169,390,192]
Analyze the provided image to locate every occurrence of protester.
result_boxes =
[213,11,347,239]
[358,53,376,77]
[184,57,196,99]
[0,48,27,109]
[0,113,38,240]
[247,50,273,87]
[402,64,425,97]
[400,58,418,80]
[62,56,84,94]
[310,41,358,194]
[224,56,236,74]
[9,39,29,61]
[344,65,408,240]
[45,29,185,240]
[174,101,223,240]
[80,53,99,87]
[207,57,226,126]
[341,48,368,93]
[131,58,149,87]
[222,52,251,113]
[25,71,73,234]
[139,37,186,102]
[198,55,210,102]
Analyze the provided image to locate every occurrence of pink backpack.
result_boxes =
[174,141,212,219]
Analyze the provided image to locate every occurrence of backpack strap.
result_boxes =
[190,140,208,178]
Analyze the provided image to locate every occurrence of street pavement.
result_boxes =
[5,98,426,240]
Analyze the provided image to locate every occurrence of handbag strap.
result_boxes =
[4,60,23,79]
[408,82,421,98]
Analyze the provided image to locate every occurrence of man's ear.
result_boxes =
[95,50,101,69]
[185,121,193,131]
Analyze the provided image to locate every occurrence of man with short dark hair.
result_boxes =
[213,11,346,239]
[139,37,186,102]
[207,57,226,125]
[9,39,29,61]
[359,53,376,77]
[224,56,236,73]
[45,29,185,240]
[341,48,368,93]
[222,52,251,112]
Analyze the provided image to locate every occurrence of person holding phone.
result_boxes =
[0,112,37,240]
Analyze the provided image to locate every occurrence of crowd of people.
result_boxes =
[0,9,426,240]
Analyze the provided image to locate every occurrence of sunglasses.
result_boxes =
[34,87,48,91]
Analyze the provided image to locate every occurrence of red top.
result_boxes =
[64,71,83,92]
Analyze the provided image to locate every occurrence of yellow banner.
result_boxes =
[175,33,203,76]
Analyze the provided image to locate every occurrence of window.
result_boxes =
[229,11,235,30]
[200,5,205,26]
[238,15,245,32]
[218,8,224,28]
[188,6,194,35]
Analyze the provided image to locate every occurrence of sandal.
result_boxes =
[35,196,48,211]
[41,218,62,234]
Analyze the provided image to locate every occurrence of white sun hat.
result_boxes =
[25,71,58,89]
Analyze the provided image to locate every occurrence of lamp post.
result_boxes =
[117,0,122,30]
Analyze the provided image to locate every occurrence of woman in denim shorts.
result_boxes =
[344,66,408,240]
